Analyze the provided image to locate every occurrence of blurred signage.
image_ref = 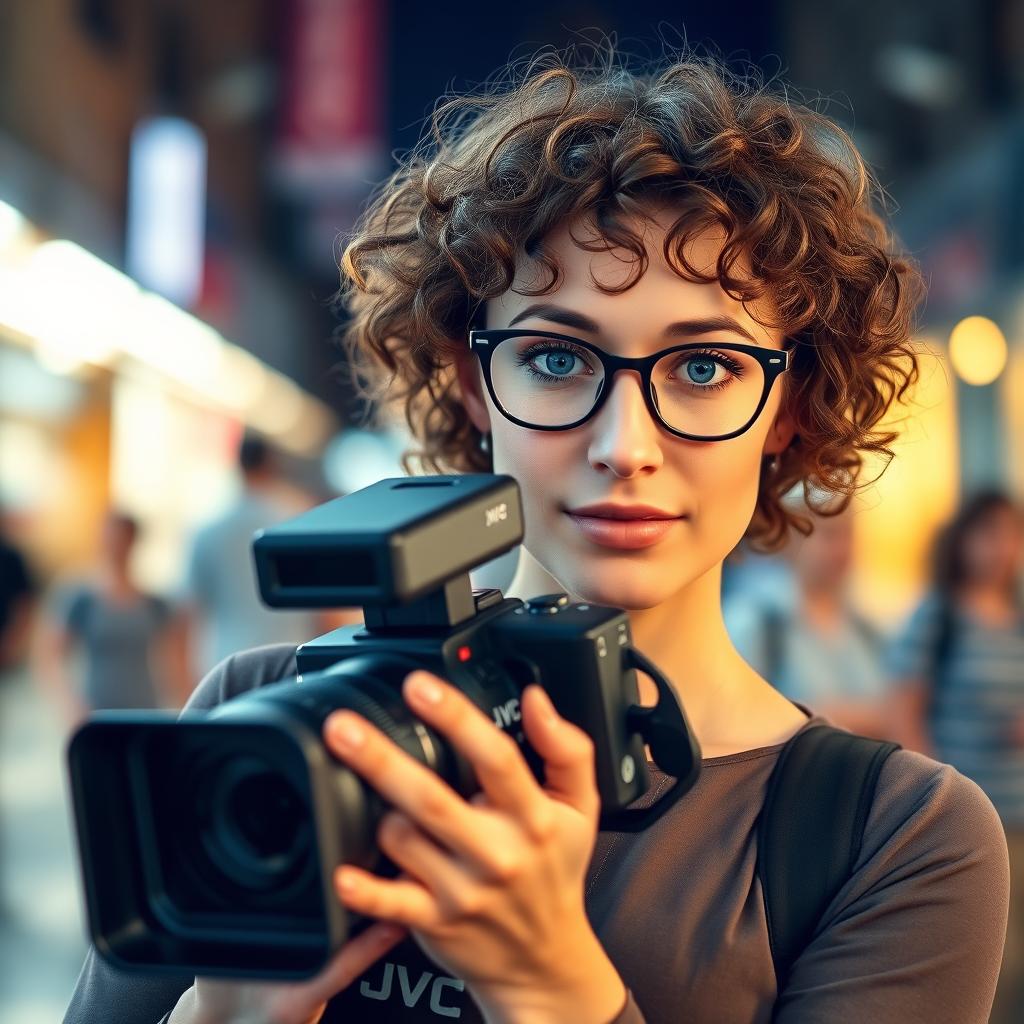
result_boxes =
[274,0,388,271]
[276,0,386,192]
[126,116,208,309]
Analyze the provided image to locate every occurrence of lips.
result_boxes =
[563,503,686,550]
[564,502,683,520]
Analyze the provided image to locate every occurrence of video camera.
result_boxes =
[68,474,700,979]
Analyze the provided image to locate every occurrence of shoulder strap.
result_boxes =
[757,724,900,991]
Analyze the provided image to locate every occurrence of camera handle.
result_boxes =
[599,648,702,833]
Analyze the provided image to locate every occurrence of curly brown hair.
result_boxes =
[338,47,924,552]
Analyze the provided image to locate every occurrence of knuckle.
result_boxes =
[525,806,557,843]
[446,887,483,919]
[486,852,522,883]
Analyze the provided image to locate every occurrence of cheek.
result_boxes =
[685,438,765,539]
[488,425,575,518]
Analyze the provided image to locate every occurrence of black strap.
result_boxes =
[757,724,900,992]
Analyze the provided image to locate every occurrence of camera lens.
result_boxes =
[225,771,303,866]
[201,756,314,894]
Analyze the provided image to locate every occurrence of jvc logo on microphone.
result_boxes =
[484,502,508,527]
[360,961,466,1017]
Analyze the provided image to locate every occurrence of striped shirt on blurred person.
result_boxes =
[887,591,1024,827]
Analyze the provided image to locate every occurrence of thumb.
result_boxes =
[271,922,407,1021]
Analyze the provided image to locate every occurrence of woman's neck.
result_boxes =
[505,548,804,756]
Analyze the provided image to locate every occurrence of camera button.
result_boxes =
[525,593,570,614]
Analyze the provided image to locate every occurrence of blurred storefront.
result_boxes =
[0,198,337,592]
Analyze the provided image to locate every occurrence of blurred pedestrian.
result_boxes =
[725,497,892,738]
[0,514,36,919]
[0,520,35,675]
[887,489,1024,1024]
[34,511,175,728]
[171,433,318,692]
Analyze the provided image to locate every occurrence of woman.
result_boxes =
[888,489,1024,1024]
[65,49,1008,1024]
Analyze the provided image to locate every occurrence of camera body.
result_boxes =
[293,592,651,813]
[69,475,700,979]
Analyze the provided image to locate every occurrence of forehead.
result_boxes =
[489,209,782,346]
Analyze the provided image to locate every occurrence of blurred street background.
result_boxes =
[1,0,1024,1020]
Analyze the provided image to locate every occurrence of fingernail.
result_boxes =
[336,867,358,894]
[331,714,365,750]
[407,672,443,705]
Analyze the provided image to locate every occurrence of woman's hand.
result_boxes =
[170,921,408,1024]
[322,671,628,1024]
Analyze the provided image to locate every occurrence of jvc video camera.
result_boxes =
[68,474,700,980]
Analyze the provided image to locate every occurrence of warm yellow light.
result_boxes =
[851,337,959,619]
[949,316,1008,386]
[0,232,337,452]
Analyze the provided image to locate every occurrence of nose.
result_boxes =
[586,370,664,478]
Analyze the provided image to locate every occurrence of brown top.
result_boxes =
[64,643,1010,1024]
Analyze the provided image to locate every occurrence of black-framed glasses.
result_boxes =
[469,328,791,442]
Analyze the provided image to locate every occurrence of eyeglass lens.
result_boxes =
[489,335,768,437]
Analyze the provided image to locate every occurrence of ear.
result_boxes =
[763,405,797,456]
[454,352,492,434]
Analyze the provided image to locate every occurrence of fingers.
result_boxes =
[520,684,599,820]
[375,810,461,889]
[324,708,492,864]
[334,863,440,931]
[373,810,501,912]
[324,669,547,856]
[401,671,545,815]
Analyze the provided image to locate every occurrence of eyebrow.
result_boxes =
[505,302,760,345]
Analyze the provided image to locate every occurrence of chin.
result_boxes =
[548,557,689,611]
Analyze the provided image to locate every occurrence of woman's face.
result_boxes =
[457,210,795,610]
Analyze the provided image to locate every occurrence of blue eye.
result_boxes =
[686,358,717,385]
[513,341,595,382]
[543,351,576,375]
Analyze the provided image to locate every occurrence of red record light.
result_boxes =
[457,645,472,662]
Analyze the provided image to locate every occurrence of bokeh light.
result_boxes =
[948,315,1008,386]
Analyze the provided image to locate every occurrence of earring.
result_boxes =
[765,453,780,474]
[479,431,491,454]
